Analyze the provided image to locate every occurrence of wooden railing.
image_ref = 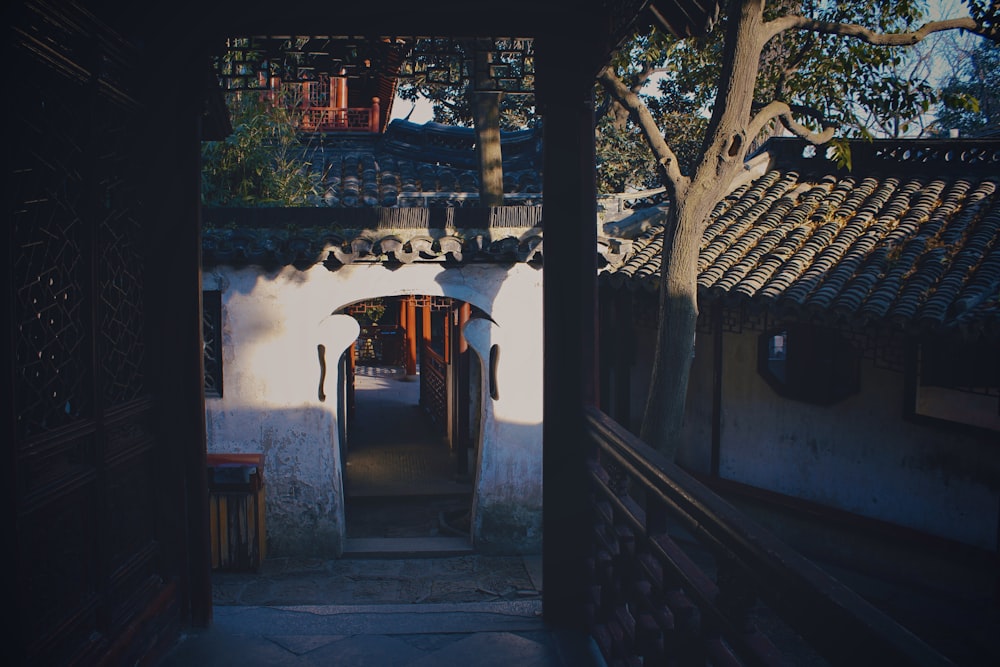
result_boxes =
[420,345,447,433]
[583,406,955,667]
[300,103,379,133]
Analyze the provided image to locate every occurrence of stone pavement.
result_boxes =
[157,363,603,665]
[212,553,543,607]
[158,554,606,666]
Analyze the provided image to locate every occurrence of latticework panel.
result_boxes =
[97,103,147,407]
[12,67,93,440]
[421,347,448,432]
[12,4,172,664]
[203,291,224,397]
[413,294,455,311]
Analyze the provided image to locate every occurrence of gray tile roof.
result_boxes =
[602,138,1000,338]
[202,120,545,268]
[303,120,542,207]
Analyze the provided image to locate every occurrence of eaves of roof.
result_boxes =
[602,138,1000,340]
[199,120,656,272]
[202,206,545,269]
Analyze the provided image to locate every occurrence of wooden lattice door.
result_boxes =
[10,3,186,663]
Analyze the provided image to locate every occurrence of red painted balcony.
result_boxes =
[299,101,380,133]
[260,72,381,133]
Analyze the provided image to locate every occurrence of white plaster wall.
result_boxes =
[716,330,1000,550]
[203,261,544,557]
[621,324,999,549]
[465,316,543,554]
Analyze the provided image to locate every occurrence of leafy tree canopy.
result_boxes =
[394,38,537,131]
[201,94,325,207]
[933,38,1000,136]
[595,0,980,189]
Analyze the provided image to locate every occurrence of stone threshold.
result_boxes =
[342,536,474,558]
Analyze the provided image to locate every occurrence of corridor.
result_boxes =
[344,363,473,553]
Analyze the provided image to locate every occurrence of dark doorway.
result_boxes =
[340,296,476,552]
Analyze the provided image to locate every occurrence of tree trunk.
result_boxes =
[639,0,766,457]
[473,91,505,207]
[638,200,702,457]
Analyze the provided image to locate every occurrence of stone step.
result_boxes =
[342,536,474,558]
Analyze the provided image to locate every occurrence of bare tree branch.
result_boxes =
[748,101,836,144]
[597,66,690,195]
[764,15,987,46]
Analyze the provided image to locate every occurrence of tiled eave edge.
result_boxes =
[203,225,631,270]
[202,224,545,268]
[600,217,1000,340]
[597,138,1000,342]
[602,267,1000,341]
[202,206,630,270]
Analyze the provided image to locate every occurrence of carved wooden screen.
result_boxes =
[417,296,455,434]
[11,3,181,663]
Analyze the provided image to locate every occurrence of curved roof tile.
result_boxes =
[601,138,1000,338]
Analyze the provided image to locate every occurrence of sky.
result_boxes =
[390,96,435,124]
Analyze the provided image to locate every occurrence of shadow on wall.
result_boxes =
[204,405,345,558]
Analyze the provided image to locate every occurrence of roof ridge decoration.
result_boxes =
[201,206,547,269]
[602,138,1000,339]
[765,137,1000,175]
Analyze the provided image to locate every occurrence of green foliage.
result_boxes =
[965,0,999,40]
[933,39,1000,136]
[363,299,386,325]
[596,0,971,187]
[827,136,854,170]
[757,0,936,139]
[595,111,707,193]
[596,28,710,192]
[201,94,326,206]
[395,38,537,130]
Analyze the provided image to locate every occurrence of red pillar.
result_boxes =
[405,296,417,377]
[348,333,357,416]
[455,303,472,475]
[370,96,381,132]
[422,299,432,347]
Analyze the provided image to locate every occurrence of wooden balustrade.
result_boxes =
[253,79,380,132]
[300,99,380,132]
[583,406,954,667]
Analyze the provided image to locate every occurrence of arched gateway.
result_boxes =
[202,208,545,557]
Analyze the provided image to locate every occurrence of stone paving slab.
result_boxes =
[213,554,540,606]
[215,600,546,636]
[158,601,606,667]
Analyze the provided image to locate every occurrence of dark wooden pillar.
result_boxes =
[536,33,600,632]
[143,46,213,629]
[422,300,433,349]
[348,338,357,416]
